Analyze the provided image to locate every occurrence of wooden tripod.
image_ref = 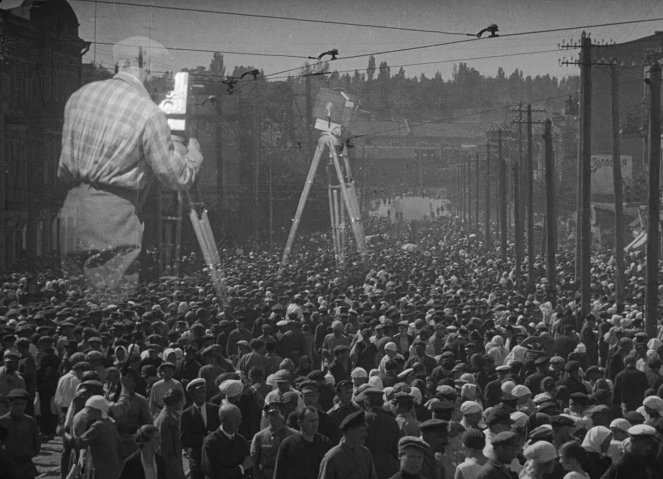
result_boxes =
[281,132,367,268]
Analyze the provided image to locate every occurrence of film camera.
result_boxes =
[158,71,189,137]
[312,88,358,137]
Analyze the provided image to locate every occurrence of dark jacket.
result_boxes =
[582,450,611,479]
[181,402,221,466]
[201,429,250,479]
[118,451,167,479]
[613,365,648,411]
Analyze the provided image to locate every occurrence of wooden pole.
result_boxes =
[514,158,522,284]
[544,119,557,302]
[499,129,507,261]
[646,61,661,338]
[475,153,480,230]
[579,32,592,316]
[526,104,535,292]
[611,63,625,314]
[485,143,491,248]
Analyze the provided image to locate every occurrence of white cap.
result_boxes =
[219,379,244,398]
[351,367,368,379]
[85,395,110,419]
[628,424,657,437]
[460,401,482,415]
[511,385,532,398]
[384,342,397,352]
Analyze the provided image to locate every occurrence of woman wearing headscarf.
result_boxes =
[504,345,528,366]
[519,441,558,479]
[486,336,508,367]
[580,426,612,479]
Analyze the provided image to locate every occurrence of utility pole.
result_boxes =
[611,62,625,313]
[526,104,535,292]
[578,32,592,316]
[475,152,480,229]
[544,119,557,302]
[513,157,522,284]
[485,143,491,248]
[254,80,261,240]
[499,129,507,261]
[646,61,661,338]
[467,158,472,226]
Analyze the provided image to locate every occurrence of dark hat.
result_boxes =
[398,436,430,455]
[299,380,319,393]
[158,361,176,370]
[565,360,581,372]
[264,402,287,415]
[334,344,350,354]
[419,418,449,434]
[462,429,486,449]
[6,388,29,401]
[528,424,554,442]
[485,406,512,426]
[534,356,550,365]
[336,380,353,392]
[394,391,414,403]
[272,369,292,383]
[491,430,521,446]
[550,415,575,428]
[339,409,366,432]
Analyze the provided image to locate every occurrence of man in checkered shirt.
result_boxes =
[57,36,203,298]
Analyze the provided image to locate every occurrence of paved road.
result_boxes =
[36,437,62,479]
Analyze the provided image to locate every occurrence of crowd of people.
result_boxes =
[1,214,663,479]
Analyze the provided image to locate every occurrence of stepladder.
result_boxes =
[281,132,367,270]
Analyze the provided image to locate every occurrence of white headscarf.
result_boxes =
[581,426,612,454]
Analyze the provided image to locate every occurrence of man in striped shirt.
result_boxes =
[57,36,203,298]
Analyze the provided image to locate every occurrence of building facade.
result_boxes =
[0,0,87,271]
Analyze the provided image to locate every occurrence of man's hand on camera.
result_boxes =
[187,137,203,167]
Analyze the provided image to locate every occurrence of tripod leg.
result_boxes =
[175,192,183,277]
[328,185,340,266]
[281,139,326,266]
[327,138,368,262]
[339,188,347,264]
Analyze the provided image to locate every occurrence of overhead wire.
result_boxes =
[71,0,472,36]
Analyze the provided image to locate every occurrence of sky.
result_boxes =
[4,0,663,81]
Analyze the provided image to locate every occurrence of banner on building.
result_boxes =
[590,155,632,196]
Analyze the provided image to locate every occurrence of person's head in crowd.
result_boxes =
[3,350,19,374]
[397,436,429,476]
[85,395,110,421]
[351,367,368,388]
[162,387,184,412]
[522,440,558,478]
[461,428,486,457]
[460,401,483,429]
[581,425,612,456]
[264,402,287,431]
[335,380,354,406]
[609,418,631,442]
[158,361,176,381]
[340,410,368,445]
[273,369,292,393]
[485,406,512,434]
[551,415,576,445]
[559,440,587,476]
[248,367,265,386]
[218,403,242,435]
[135,424,160,452]
[627,424,660,458]
[643,395,663,421]
[492,431,523,465]
[419,418,449,453]
[298,406,319,438]
[6,389,29,417]
[187,378,207,406]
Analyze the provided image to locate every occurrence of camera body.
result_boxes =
[312,88,357,136]
[158,71,189,135]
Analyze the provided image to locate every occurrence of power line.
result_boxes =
[238,16,663,89]
[71,0,471,36]
[88,40,306,59]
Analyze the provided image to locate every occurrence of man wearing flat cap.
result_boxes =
[182,378,220,479]
[57,35,203,298]
[388,436,430,479]
[0,350,26,397]
[0,389,40,479]
[477,431,522,479]
[602,424,660,479]
[363,387,400,479]
[418,419,450,479]
[318,410,378,479]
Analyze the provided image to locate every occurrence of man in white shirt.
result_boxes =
[54,360,85,419]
